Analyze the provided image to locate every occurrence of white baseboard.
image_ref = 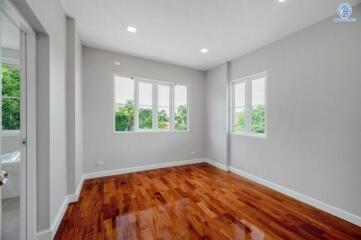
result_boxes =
[205,159,229,171]
[36,158,206,239]
[35,230,52,240]
[36,158,360,240]
[203,158,361,226]
[230,166,361,227]
[36,196,68,240]
[68,176,85,203]
[50,196,70,239]
[36,177,85,240]
[83,158,206,179]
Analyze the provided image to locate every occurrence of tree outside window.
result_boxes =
[2,63,21,131]
[232,73,266,136]
[114,77,188,132]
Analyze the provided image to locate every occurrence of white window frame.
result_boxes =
[113,74,189,133]
[231,72,267,138]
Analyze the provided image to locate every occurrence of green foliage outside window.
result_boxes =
[139,108,152,129]
[114,101,187,131]
[158,110,169,129]
[174,105,187,131]
[235,111,245,132]
[234,105,265,134]
[2,64,21,130]
[251,105,265,133]
[115,100,134,131]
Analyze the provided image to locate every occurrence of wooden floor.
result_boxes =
[55,164,361,240]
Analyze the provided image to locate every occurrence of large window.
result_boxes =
[232,72,267,136]
[2,63,21,131]
[114,76,188,132]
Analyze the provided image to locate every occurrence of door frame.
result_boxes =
[2,0,36,239]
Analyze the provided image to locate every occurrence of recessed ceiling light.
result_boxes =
[114,61,121,66]
[200,48,209,53]
[278,0,286,2]
[127,26,137,33]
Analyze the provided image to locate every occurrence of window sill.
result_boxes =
[114,130,189,134]
[2,130,21,137]
[231,132,267,139]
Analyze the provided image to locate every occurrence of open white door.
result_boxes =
[0,1,36,239]
[0,0,33,238]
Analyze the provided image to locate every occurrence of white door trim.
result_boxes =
[25,28,36,240]
[20,29,28,240]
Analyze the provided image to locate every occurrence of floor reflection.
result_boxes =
[55,164,361,239]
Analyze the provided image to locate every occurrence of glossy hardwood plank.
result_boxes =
[55,164,361,240]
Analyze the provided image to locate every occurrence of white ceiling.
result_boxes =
[60,0,361,71]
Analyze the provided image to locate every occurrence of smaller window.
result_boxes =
[174,85,188,131]
[232,72,267,137]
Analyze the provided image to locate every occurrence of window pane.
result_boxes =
[139,82,153,106]
[251,77,265,134]
[2,64,20,97]
[234,82,246,132]
[2,63,21,130]
[114,77,134,131]
[139,82,153,129]
[174,85,187,131]
[158,85,170,129]
[2,98,20,130]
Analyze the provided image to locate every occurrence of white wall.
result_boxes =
[205,63,228,166]
[66,17,83,195]
[35,33,51,233]
[74,22,83,189]
[82,47,206,173]
[13,0,68,233]
[206,4,361,218]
